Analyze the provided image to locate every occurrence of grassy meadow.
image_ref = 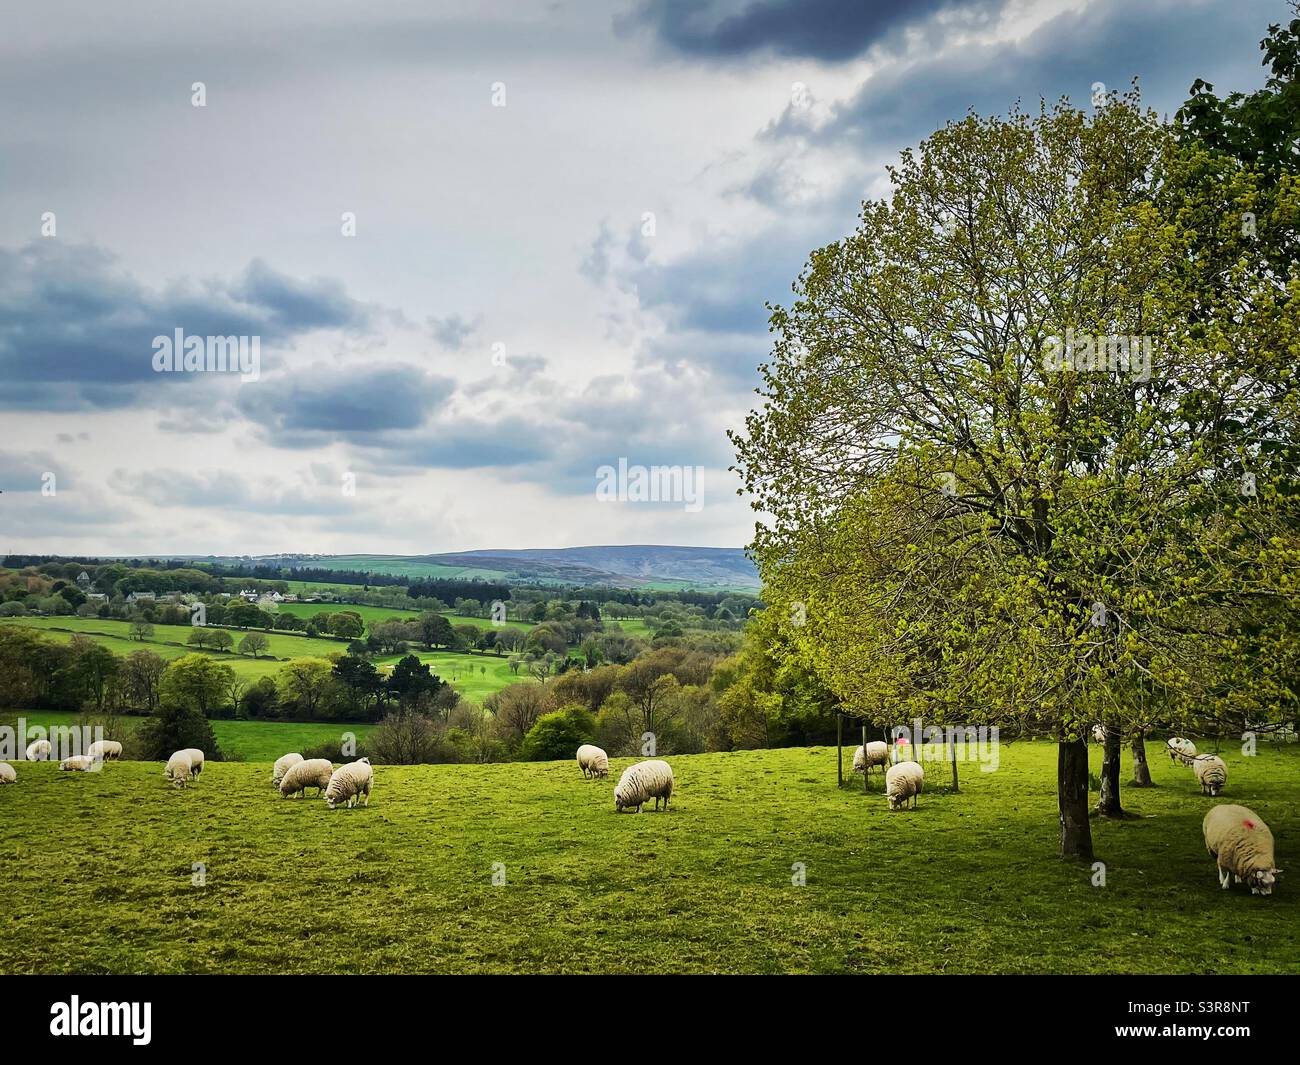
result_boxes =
[0,740,1295,974]
[0,616,528,700]
[3,710,374,763]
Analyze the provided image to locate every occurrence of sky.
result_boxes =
[0,0,1287,557]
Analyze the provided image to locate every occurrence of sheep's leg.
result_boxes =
[1218,866,1231,889]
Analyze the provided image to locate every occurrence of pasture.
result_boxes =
[0,617,527,700]
[2,710,375,763]
[0,740,1294,974]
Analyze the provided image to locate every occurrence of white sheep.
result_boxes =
[852,741,890,776]
[885,760,925,810]
[1193,755,1228,796]
[87,740,123,762]
[614,759,674,812]
[576,744,609,779]
[60,755,94,772]
[165,751,193,788]
[25,739,51,761]
[1091,724,1106,743]
[1167,737,1198,765]
[272,753,304,788]
[1203,804,1281,895]
[325,758,373,809]
[0,762,16,784]
[279,758,334,798]
[179,748,205,779]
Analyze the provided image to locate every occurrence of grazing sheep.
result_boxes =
[1203,804,1281,895]
[165,751,193,788]
[614,759,674,813]
[576,744,609,779]
[272,753,304,788]
[60,755,94,772]
[179,748,205,778]
[279,758,334,799]
[0,763,15,784]
[885,760,925,811]
[25,739,51,761]
[87,740,123,762]
[1091,724,1106,743]
[325,758,374,809]
[1167,737,1198,765]
[1193,755,1228,796]
[853,741,890,776]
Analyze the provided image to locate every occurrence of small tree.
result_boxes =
[239,631,270,658]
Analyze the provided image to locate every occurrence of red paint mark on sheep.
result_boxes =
[1243,820,1255,829]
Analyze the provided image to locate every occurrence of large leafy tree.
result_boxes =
[733,92,1300,859]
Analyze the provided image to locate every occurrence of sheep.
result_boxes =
[165,751,193,788]
[614,759,674,813]
[576,744,609,779]
[1203,804,1282,896]
[885,760,925,811]
[279,758,334,799]
[86,740,123,762]
[852,741,890,777]
[272,753,304,788]
[179,748,205,779]
[25,739,51,761]
[1193,754,1228,796]
[60,755,94,772]
[1091,724,1106,743]
[325,758,373,809]
[1167,737,1198,765]
[0,763,15,784]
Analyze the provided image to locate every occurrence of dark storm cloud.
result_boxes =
[0,242,376,411]
[628,0,998,61]
[237,364,456,444]
[796,0,1277,150]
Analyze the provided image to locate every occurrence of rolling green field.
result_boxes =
[0,617,527,700]
[288,556,511,581]
[0,740,1294,974]
[3,710,374,762]
[274,602,534,633]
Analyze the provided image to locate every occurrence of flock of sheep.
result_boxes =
[1162,735,1281,896]
[0,729,1282,895]
[844,733,1282,897]
[852,740,923,810]
[270,752,374,809]
[577,744,676,812]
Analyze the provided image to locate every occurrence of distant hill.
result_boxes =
[162,545,760,591]
[420,545,759,590]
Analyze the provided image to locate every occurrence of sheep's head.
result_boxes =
[887,791,903,811]
[357,757,371,765]
[1249,868,1281,895]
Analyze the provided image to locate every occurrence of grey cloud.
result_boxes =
[428,313,481,351]
[0,242,377,412]
[108,466,362,517]
[803,0,1278,151]
[237,363,456,444]
[628,0,997,61]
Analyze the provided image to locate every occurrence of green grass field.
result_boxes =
[375,650,524,701]
[0,740,1294,974]
[0,617,526,700]
[2,710,374,762]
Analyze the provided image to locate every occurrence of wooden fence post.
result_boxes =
[837,715,843,787]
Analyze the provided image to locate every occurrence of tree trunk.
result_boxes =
[1058,738,1094,859]
[1130,731,1153,787]
[1095,726,1123,816]
[836,715,843,787]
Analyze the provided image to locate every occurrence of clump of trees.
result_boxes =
[731,20,1300,859]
